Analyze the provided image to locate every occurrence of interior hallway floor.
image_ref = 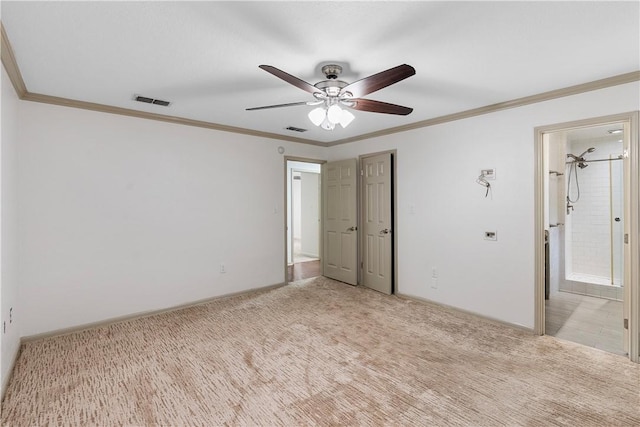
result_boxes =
[287,260,320,282]
[546,290,625,356]
[293,237,319,263]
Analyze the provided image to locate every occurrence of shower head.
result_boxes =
[578,147,596,158]
[567,147,595,166]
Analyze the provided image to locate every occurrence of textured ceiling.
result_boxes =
[2,1,639,145]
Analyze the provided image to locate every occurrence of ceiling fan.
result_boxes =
[246,64,416,130]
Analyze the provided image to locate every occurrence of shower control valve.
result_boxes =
[566,202,574,215]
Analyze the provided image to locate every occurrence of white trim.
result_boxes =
[628,112,640,362]
[22,282,286,343]
[396,293,534,333]
[0,342,21,402]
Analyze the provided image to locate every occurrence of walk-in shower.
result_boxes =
[561,138,624,295]
[543,120,633,358]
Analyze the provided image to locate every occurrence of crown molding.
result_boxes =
[2,21,638,147]
[20,92,326,146]
[1,23,27,98]
[327,71,640,146]
[0,21,325,147]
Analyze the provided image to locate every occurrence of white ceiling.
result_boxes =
[2,1,639,145]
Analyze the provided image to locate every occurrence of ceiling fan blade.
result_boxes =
[246,101,320,111]
[259,65,323,95]
[340,64,415,98]
[348,99,413,115]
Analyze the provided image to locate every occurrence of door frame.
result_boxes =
[533,111,640,363]
[358,150,398,293]
[284,157,326,285]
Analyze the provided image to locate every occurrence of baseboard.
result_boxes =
[22,282,286,343]
[1,340,22,403]
[395,292,534,333]
[300,253,319,259]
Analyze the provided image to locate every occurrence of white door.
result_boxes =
[362,153,393,294]
[322,159,358,285]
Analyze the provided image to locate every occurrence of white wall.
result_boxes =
[18,101,326,337]
[292,173,302,238]
[1,66,21,396]
[328,82,640,329]
[547,133,563,295]
[300,171,320,257]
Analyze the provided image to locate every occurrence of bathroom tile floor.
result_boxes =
[546,291,625,356]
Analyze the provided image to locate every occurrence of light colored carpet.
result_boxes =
[2,277,639,426]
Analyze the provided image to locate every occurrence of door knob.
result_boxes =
[380,228,391,234]
[347,226,357,231]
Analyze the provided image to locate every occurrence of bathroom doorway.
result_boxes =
[286,159,322,282]
[535,112,639,361]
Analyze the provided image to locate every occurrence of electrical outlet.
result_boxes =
[484,231,498,241]
[431,268,438,278]
[220,264,226,274]
[431,277,438,289]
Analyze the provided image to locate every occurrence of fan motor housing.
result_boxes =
[314,79,348,97]
[321,64,342,79]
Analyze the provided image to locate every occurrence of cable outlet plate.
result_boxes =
[484,231,498,241]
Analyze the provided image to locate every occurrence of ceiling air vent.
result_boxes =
[134,95,171,107]
[285,126,308,133]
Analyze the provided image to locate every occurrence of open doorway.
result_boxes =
[545,124,626,355]
[535,112,639,363]
[286,159,322,283]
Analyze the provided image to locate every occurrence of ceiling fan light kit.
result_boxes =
[308,103,356,130]
[247,63,415,131]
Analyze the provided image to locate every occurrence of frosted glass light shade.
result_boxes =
[308,107,326,126]
[308,104,355,130]
[320,116,335,130]
[326,104,343,124]
[339,109,355,128]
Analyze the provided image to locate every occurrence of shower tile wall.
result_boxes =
[570,158,610,279]
[565,139,623,286]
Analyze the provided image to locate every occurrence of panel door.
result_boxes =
[322,159,358,285]
[362,153,393,294]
